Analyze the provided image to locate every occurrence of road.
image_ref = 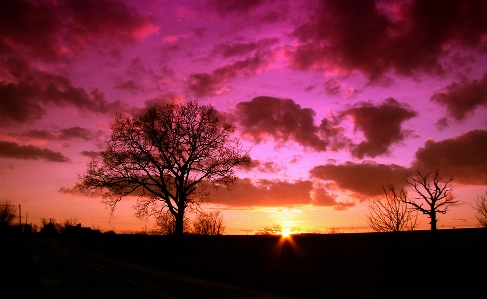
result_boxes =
[20,238,294,299]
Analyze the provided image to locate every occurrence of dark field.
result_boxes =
[2,229,486,298]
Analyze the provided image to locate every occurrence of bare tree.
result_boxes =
[367,184,418,232]
[403,170,458,233]
[151,210,190,235]
[192,210,225,235]
[77,100,250,236]
[0,201,17,228]
[256,223,283,235]
[473,191,487,227]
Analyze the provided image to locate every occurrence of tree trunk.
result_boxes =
[175,209,184,237]
[430,211,437,239]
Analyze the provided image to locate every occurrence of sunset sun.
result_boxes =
[281,228,291,238]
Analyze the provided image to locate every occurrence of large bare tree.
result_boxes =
[77,101,250,236]
[402,170,458,233]
[367,184,418,232]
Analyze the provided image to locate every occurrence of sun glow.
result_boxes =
[281,227,291,238]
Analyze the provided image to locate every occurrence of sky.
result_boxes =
[1,0,487,234]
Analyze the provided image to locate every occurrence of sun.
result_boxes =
[281,227,291,238]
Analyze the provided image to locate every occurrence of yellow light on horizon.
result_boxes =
[281,227,291,238]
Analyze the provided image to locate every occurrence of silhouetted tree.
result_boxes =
[256,223,283,235]
[402,170,458,233]
[473,191,487,227]
[151,210,190,235]
[0,201,17,229]
[77,100,250,236]
[367,184,418,232]
[192,210,225,235]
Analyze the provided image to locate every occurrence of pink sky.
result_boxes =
[1,0,487,234]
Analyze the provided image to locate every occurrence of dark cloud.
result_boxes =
[11,127,97,142]
[0,0,158,62]
[211,0,265,15]
[187,54,270,97]
[207,0,289,30]
[323,79,341,96]
[114,57,176,93]
[59,186,102,197]
[192,27,208,38]
[312,187,355,211]
[323,79,359,98]
[209,178,313,207]
[0,140,70,162]
[143,93,185,107]
[0,57,122,126]
[114,80,141,93]
[411,130,487,185]
[435,117,450,131]
[290,0,487,81]
[232,96,334,151]
[342,98,417,158]
[237,159,285,173]
[430,73,487,121]
[59,127,97,141]
[310,162,413,198]
[211,38,279,58]
[80,151,101,159]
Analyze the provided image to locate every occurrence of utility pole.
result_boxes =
[19,204,22,232]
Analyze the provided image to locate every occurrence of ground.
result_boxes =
[1,229,486,298]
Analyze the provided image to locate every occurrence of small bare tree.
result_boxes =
[367,184,418,232]
[192,210,225,235]
[0,201,17,228]
[256,223,283,235]
[151,210,190,235]
[473,191,487,227]
[403,170,458,233]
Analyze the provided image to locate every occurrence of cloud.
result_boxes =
[289,0,487,81]
[0,140,70,162]
[209,178,313,207]
[186,54,271,96]
[431,73,487,121]
[323,79,360,98]
[211,38,279,58]
[232,96,345,151]
[435,117,450,130]
[9,127,99,143]
[206,0,289,32]
[114,57,177,93]
[342,98,417,158]
[311,187,355,211]
[310,161,413,198]
[237,159,285,173]
[0,57,122,126]
[0,0,158,62]
[411,130,487,185]
[210,0,265,15]
[323,79,341,96]
[59,186,103,197]
[191,27,208,38]
[210,177,356,210]
[80,151,101,159]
